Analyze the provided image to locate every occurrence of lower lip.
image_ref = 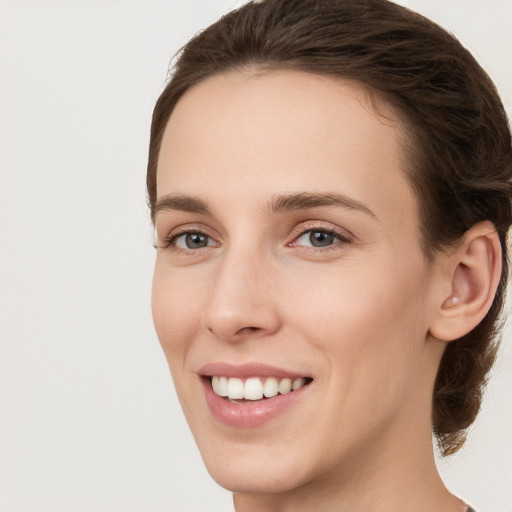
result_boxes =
[202,378,311,428]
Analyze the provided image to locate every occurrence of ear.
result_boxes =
[428,221,502,342]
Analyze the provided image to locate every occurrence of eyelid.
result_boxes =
[158,223,220,250]
[288,221,354,246]
[156,220,353,252]
[173,232,218,250]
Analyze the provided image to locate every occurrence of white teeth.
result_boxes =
[292,377,305,391]
[244,377,264,400]
[227,377,244,399]
[278,378,292,395]
[211,376,308,400]
[212,376,221,395]
[218,376,228,396]
[263,377,278,398]
[211,376,229,396]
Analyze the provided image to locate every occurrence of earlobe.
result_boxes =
[429,221,502,342]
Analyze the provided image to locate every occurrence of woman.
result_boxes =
[147,0,511,510]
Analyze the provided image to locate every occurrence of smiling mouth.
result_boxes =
[209,376,313,402]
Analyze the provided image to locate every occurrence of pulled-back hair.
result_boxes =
[147,0,512,455]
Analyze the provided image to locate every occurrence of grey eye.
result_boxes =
[186,233,208,248]
[295,230,338,248]
[309,231,335,247]
[175,232,212,249]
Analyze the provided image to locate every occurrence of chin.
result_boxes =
[196,435,327,495]
[206,460,309,495]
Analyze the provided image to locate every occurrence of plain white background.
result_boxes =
[0,1,510,511]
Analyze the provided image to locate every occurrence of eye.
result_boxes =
[167,231,218,250]
[298,230,336,247]
[292,228,350,249]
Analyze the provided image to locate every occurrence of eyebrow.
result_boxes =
[153,194,212,221]
[152,191,376,221]
[269,192,376,218]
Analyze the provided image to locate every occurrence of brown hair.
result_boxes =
[147,0,512,455]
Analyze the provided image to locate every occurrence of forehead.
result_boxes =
[157,70,417,233]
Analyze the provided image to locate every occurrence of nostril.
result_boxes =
[234,326,261,336]
[203,305,280,341]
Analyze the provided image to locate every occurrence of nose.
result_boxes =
[201,248,281,343]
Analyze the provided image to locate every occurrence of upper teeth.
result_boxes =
[211,376,307,401]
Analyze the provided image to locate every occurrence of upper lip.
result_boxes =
[198,362,311,380]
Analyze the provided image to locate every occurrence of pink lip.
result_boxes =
[199,362,307,380]
[199,362,313,428]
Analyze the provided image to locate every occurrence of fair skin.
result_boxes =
[152,70,500,512]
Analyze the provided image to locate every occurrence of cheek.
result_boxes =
[151,262,202,365]
[292,259,425,326]
[286,257,429,384]
[288,260,429,450]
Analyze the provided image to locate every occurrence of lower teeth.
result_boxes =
[228,397,266,403]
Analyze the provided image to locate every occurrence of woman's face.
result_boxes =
[152,70,443,494]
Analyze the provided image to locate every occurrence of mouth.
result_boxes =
[208,375,313,403]
[198,363,314,428]
[199,363,315,429]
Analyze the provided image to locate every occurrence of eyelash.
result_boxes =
[159,225,352,254]
[288,226,352,252]
[160,230,217,251]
